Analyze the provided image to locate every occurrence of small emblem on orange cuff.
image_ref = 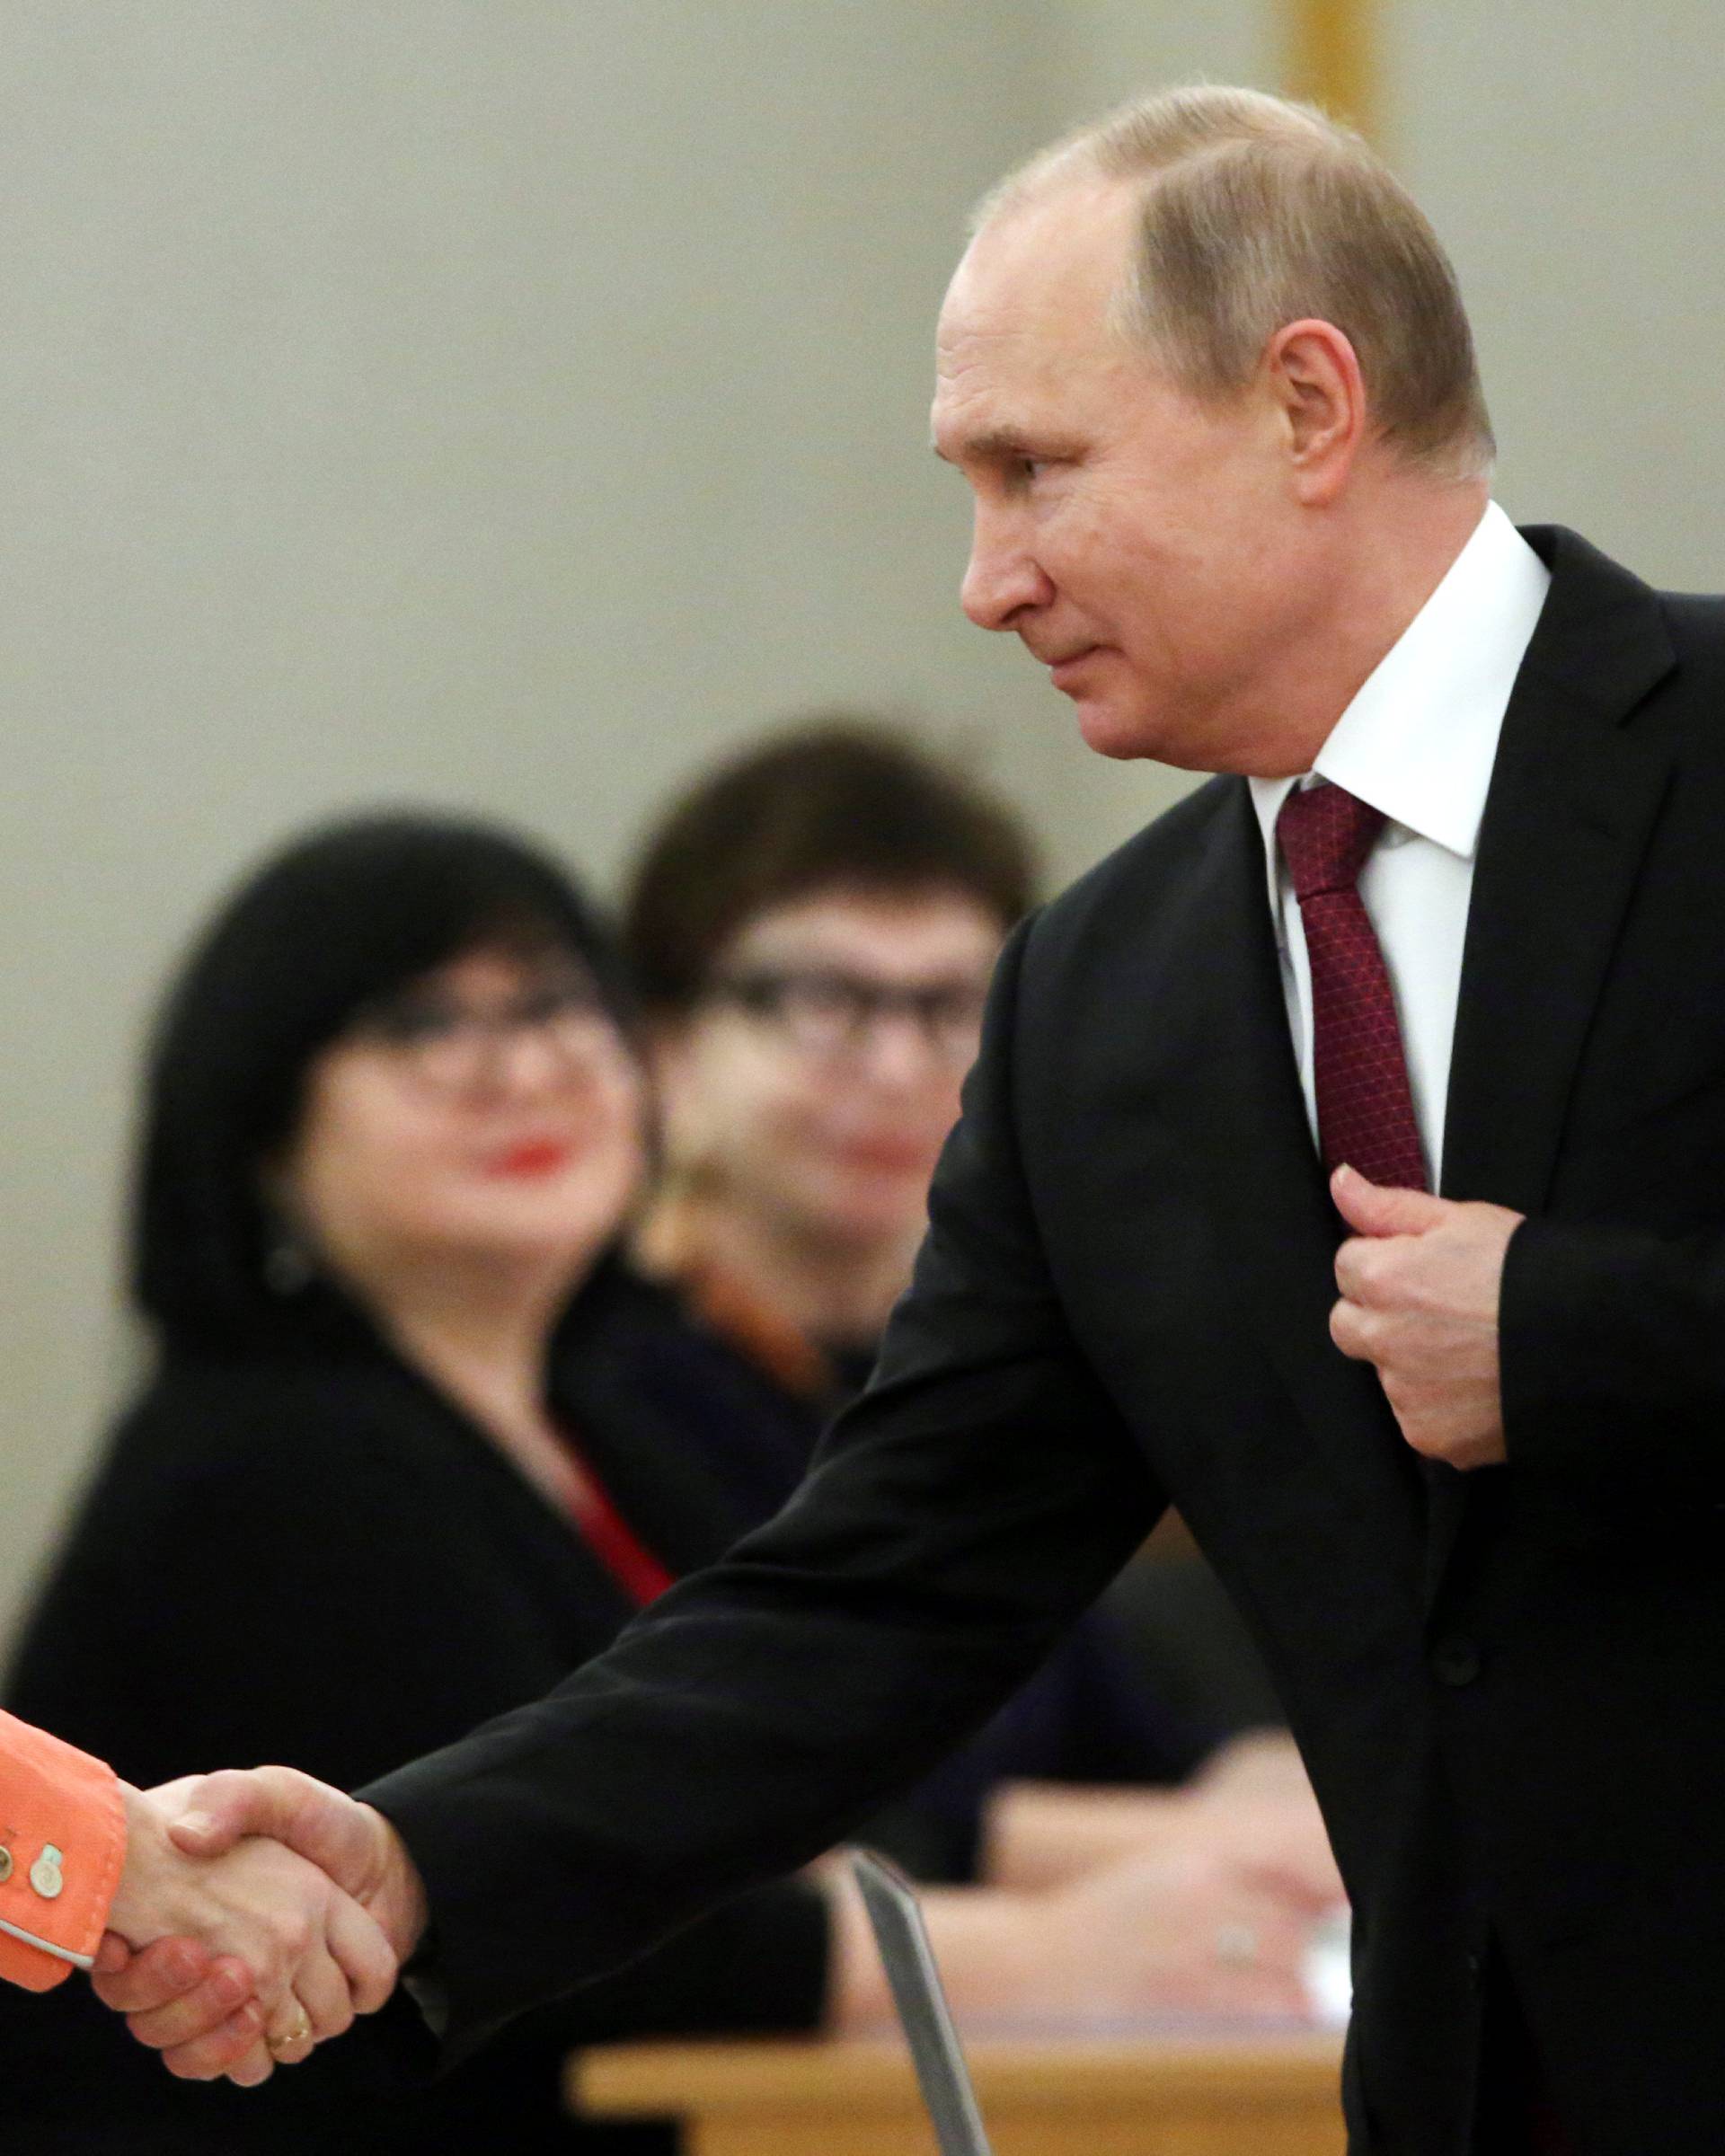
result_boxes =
[0,1846,12,1886]
[29,1845,64,1900]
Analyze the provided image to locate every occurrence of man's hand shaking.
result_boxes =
[94,1771,429,2085]
[1329,1163,1525,1471]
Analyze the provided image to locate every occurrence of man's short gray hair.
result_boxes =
[978,85,1493,480]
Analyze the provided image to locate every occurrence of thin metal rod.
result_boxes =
[851,1849,995,2156]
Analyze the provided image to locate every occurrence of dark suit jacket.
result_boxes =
[634,1269,1207,1878]
[368,528,1725,2156]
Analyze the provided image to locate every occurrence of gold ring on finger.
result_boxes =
[268,2010,314,2056]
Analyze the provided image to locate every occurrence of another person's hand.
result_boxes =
[1192,1728,1316,1803]
[99,1782,401,2085]
[829,1830,1336,2035]
[1329,1164,1524,1471]
[1183,1735,1344,1911]
[162,1767,429,1962]
[986,1736,1342,1908]
[1039,1834,1338,2020]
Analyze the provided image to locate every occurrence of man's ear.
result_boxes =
[1265,317,1367,506]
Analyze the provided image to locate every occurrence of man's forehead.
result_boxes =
[933,183,1137,420]
[941,181,1136,341]
[932,198,1140,454]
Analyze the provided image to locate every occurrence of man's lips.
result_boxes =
[1046,645,1103,691]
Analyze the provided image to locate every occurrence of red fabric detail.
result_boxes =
[1278,782,1429,1193]
[566,1460,675,1610]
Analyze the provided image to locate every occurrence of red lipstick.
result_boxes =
[488,1139,572,1180]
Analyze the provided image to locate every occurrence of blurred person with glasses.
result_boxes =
[630,724,1011,1408]
[623,726,1023,1510]
[624,722,1333,1898]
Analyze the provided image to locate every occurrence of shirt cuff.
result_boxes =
[0,1710,127,1992]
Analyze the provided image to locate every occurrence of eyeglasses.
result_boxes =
[349,976,619,1095]
[707,967,990,1067]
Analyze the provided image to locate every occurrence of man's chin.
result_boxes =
[1072,694,1165,763]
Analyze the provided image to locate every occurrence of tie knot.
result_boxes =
[1277,782,1385,901]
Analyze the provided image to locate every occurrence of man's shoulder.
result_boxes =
[1659,585,1725,654]
[1526,524,1725,673]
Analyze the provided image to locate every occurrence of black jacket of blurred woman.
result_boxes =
[3,809,1335,2155]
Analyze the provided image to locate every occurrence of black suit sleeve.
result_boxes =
[366,915,1166,2058]
[1500,1215,1725,1485]
[4,1373,835,2089]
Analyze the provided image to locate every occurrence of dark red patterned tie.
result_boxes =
[1277,782,1429,1192]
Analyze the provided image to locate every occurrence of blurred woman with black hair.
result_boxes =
[4,809,1335,2154]
[2,811,741,2152]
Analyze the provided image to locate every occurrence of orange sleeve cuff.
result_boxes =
[0,1710,126,1993]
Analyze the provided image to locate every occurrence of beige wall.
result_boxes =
[4,4,1725,1650]
[1388,0,1725,582]
[0,0,1058,1636]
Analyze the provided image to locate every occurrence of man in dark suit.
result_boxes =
[103,85,1725,2155]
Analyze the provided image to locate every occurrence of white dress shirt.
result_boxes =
[1247,502,1552,1188]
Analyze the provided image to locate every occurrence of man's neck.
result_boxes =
[1220,477,1492,780]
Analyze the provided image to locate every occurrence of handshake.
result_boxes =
[99,1770,429,2084]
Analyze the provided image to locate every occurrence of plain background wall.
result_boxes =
[1387,1,1725,582]
[0,1,1058,1635]
[3,2,1724,1648]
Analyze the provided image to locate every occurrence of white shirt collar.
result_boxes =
[1247,501,1552,879]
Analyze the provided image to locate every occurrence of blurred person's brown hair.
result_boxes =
[622,719,1038,1012]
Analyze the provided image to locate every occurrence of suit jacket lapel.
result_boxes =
[1426,525,1678,1600]
[1169,782,1428,1543]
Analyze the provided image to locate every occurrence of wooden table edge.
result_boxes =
[572,2029,1346,2120]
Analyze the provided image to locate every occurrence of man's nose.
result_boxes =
[960,510,1052,632]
